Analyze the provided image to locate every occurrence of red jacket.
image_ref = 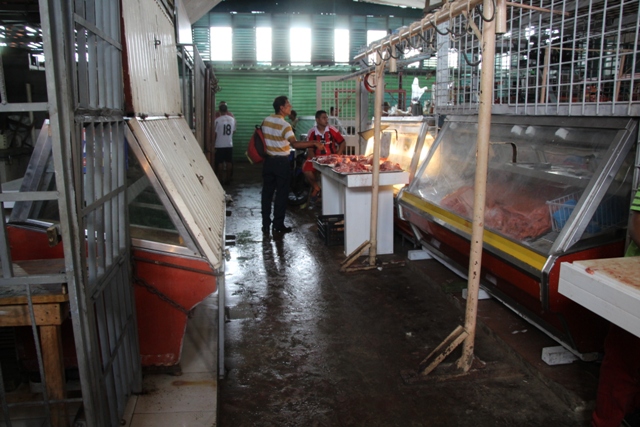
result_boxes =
[306,125,345,157]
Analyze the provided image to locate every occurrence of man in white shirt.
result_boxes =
[213,103,236,185]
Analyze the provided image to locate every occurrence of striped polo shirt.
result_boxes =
[262,114,295,157]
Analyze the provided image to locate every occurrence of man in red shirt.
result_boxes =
[304,110,345,204]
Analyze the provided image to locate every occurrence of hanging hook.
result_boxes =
[386,45,401,60]
[371,48,385,67]
[416,30,429,45]
[475,0,496,22]
[429,16,449,36]
[461,51,482,67]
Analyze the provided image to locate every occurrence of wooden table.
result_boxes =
[0,259,70,427]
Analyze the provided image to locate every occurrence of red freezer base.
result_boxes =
[133,248,217,366]
[8,225,217,368]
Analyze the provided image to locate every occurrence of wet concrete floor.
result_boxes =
[219,164,591,427]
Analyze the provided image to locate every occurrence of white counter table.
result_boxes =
[313,163,409,255]
[559,257,640,338]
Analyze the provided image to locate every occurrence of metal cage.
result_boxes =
[434,0,640,116]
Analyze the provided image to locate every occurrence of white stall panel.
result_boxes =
[559,257,640,338]
[122,0,182,115]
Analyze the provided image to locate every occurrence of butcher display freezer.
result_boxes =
[397,115,638,357]
[7,117,226,368]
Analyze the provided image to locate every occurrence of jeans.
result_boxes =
[261,155,291,230]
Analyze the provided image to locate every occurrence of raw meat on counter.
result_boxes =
[441,183,558,241]
[314,154,403,174]
[334,162,370,173]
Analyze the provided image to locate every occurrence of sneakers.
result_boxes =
[308,190,321,206]
[272,225,293,234]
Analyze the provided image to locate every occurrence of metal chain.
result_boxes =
[132,274,191,316]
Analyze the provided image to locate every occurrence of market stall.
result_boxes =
[398,114,637,357]
[314,160,408,255]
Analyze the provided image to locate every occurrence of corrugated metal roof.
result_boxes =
[127,117,226,269]
[193,27,211,61]
[312,14,334,65]
[357,0,435,9]
[122,0,182,115]
[233,27,255,63]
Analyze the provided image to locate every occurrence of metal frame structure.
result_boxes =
[178,45,195,135]
[353,0,639,117]
[44,0,141,424]
[0,1,140,426]
[316,76,363,153]
[436,0,640,116]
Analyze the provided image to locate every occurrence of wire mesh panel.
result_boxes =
[432,0,640,116]
[40,0,141,426]
[73,0,142,423]
[317,76,358,136]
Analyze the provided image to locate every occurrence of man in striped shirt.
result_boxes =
[261,96,322,235]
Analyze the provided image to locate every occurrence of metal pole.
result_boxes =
[218,265,225,378]
[40,0,107,423]
[204,68,212,165]
[0,55,7,105]
[368,53,386,265]
[456,0,496,373]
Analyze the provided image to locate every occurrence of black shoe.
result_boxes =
[272,225,293,234]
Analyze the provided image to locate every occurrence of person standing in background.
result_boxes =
[261,96,322,235]
[215,101,235,119]
[411,77,428,116]
[213,103,235,185]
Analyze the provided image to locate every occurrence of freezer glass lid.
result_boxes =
[406,116,635,253]
[363,117,435,174]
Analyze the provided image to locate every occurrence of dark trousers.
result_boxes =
[592,324,640,427]
[261,155,291,229]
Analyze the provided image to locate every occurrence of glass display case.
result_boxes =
[126,149,200,255]
[124,117,225,366]
[408,116,635,256]
[398,115,638,356]
[364,116,436,183]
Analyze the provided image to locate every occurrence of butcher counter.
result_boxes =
[313,163,409,255]
[559,257,640,338]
